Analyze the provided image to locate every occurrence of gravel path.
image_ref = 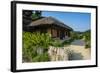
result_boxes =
[71,40,85,46]
[48,39,91,61]
[69,39,91,60]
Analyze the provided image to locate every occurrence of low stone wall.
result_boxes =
[48,46,69,61]
[48,45,91,61]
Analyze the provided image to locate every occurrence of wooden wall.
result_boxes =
[47,28,70,39]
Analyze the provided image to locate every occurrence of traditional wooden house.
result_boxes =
[24,16,73,39]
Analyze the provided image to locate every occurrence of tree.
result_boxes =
[23,10,42,25]
[23,10,42,31]
[23,10,33,25]
[32,11,42,20]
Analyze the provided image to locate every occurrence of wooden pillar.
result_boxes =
[51,28,53,37]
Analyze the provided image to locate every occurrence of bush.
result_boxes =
[23,32,52,62]
[62,38,74,46]
[32,52,50,62]
[70,32,79,40]
[51,39,63,47]
[83,30,91,48]
[85,41,91,48]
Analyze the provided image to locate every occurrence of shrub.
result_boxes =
[23,32,52,62]
[83,30,91,48]
[51,39,63,47]
[32,52,50,62]
[62,38,74,46]
[70,32,79,40]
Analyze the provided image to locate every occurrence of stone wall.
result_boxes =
[48,46,69,61]
[48,45,91,61]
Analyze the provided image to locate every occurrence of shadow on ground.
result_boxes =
[68,50,83,60]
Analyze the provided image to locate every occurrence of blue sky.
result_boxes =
[42,11,91,32]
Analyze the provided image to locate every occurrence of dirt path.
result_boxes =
[48,39,91,61]
[68,39,91,60]
[71,40,85,46]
